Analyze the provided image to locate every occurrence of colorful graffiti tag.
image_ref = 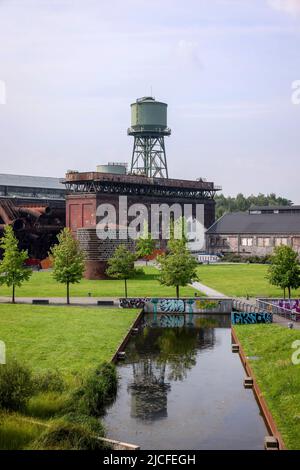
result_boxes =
[231,312,273,325]
[119,298,148,309]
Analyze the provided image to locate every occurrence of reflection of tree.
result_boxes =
[157,328,198,381]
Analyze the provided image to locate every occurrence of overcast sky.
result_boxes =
[0,0,299,202]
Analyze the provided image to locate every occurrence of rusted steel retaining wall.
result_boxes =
[111,309,144,364]
[231,327,285,450]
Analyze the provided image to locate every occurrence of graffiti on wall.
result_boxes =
[231,312,273,325]
[119,298,148,309]
[119,297,232,314]
[157,299,185,313]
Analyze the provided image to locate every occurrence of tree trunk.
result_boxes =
[288,286,291,299]
[176,285,179,299]
[67,282,70,305]
[125,279,128,298]
[283,287,286,299]
[12,284,15,304]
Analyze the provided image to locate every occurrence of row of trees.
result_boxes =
[0,223,199,303]
[215,193,292,219]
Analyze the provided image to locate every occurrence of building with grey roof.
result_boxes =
[0,173,65,201]
[206,206,300,257]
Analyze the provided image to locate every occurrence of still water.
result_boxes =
[104,314,267,450]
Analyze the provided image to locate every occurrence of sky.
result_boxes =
[0,0,299,202]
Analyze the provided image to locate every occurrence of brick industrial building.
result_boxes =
[64,169,220,278]
[206,205,300,257]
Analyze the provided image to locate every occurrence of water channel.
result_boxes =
[104,314,267,450]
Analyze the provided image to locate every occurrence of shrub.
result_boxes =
[33,370,65,393]
[31,421,110,450]
[72,362,118,417]
[0,360,34,411]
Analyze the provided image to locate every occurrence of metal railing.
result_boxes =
[256,299,300,322]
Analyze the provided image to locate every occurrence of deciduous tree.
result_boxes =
[106,245,137,298]
[0,225,32,303]
[267,245,300,299]
[49,228,85,304]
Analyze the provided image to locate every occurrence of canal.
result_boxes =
[104,314,267,450]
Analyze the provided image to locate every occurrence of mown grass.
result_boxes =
[0,304,139,449]
[0,266,197,299]
[234,324,300,450]
[0,304,138,374]
[197,264,299,298]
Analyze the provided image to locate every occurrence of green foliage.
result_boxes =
[0,411,44,450]
[267,245,300,298]
[33,370,65,393]
[72,362,118,417]
[0,360,34,411]
[0,225,32,302]
[136,231,156,260]
[158,238,198,298]
[31,420,109,450]
[106,244,137,297]
[220,253,271,264]
[215,193,292,219]
[49,228,85,303]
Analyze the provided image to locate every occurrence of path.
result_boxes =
[190,281,227,298]
[0,296,119,307]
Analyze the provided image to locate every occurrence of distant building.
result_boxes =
[206,206,300,257]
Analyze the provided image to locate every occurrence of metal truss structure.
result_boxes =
[129,134,169,178]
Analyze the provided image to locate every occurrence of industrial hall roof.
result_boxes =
[0,173,65,190]
[207,211,300,235]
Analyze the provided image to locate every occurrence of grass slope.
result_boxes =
[0,266,197,299]
[0,304,138,375]
[234,324,300,450]
[197,264,299,298]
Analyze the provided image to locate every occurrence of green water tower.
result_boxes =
[128,97,171,178]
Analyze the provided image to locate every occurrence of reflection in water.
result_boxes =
[105,315,267,450]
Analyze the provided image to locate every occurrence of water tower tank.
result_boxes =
[128,96,171,178]
[130,97,168,132]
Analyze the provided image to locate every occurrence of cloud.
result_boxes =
[268,0,300,14]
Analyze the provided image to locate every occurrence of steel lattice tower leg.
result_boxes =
[130,135,168,178]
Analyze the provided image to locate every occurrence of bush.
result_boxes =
[72,362,118,417]
[0,360,34,411]
[31,421,110,450]
[220,253,271,264]
[33,370,65,393]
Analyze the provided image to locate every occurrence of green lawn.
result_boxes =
[234,324,300,450]
[197,264,299,298]
[0,304,138,375]
[0,304,139,449]
[0,266,197,299]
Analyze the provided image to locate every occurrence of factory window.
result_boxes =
[258,237,271,247]
[275,238,288,246]
[241,237,253,247]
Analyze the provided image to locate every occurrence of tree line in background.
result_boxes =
[215,193,292,219]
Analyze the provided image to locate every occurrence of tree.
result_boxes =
[136,229,156,265]
[106,245,137,298]
[215,193,292,219]
[267,245,300,299]
[158,238,198,298]
[0,225,32,303]
[49,228,85,305]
